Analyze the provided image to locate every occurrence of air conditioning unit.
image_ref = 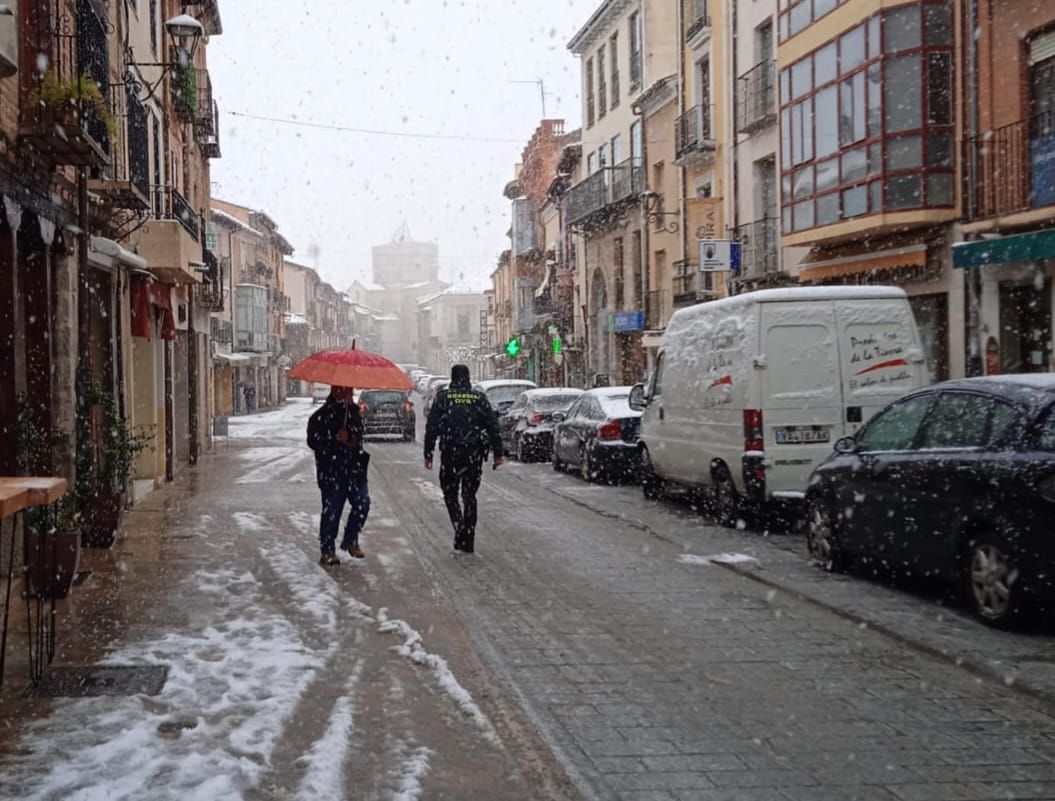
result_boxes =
[0,7,16,79]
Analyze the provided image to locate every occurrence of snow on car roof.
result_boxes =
[584,385,635,398]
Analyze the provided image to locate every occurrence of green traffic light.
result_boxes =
[505,337,521,357]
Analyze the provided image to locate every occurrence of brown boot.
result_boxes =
[342,543,365,559]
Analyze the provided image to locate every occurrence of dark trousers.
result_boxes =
[319,479,370,556]
[440,454,484,551]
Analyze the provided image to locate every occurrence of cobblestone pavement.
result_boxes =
[371,412,1055,801]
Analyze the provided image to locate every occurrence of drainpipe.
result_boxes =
[965,0,982,377]
[731,0,740,295]
[75,167,91,501]
[678,0,687,278]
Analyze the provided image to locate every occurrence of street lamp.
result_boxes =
[125,14,205,100]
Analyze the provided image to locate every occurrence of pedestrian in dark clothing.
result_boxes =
[308,386,371,566]
[424,364,503,553]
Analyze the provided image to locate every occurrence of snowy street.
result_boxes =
[5,398,1055,800]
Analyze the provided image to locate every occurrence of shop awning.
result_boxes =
[798,244,927,282]
[952,228,1055,269]
[214,352,251,365]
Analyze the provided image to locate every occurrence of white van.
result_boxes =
[629,286,928,522]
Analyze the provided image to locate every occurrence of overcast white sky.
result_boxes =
[208,0,600,293]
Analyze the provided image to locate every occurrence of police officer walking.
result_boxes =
[424,364,503,553]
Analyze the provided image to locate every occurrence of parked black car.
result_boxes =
[805,375,1055,628]
[552,387,642,482]
[358,390,416,441]
[502,388,583,461]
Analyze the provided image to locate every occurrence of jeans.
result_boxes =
[319,479,370,555]
[440,455,484,551]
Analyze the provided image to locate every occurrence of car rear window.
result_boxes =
[362,391,405,404]
[598,394,634,418]
[532,394,580,411]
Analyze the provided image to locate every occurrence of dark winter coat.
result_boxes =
[307,399,369,490]
[424,381,503,462]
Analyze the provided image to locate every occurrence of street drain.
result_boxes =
[30,665,169,697]
[71,570,92,587]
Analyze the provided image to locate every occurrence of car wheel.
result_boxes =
[964,532,1026,628]
[516,436,528,463]
[640,447,662,499]
[552,447,564,472]
[711,465,739,528]
[806,497,845,573]
[580,445,597,483]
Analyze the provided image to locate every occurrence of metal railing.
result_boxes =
[964,111,1055,219]
[154,186,201,242]
[211,317,233,344]
[645,289,668,329]
[675,105,714,160]
[687,0,710,39]
[735,217,779,278]
[737,60,776,133]
[565,158,644,226]
[75,0,110,152]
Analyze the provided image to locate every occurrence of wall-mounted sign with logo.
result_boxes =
[698,239,741,273]
[609,310,645,332]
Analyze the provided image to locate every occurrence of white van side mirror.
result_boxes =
[628,383,647,411]
[906,348,925,363]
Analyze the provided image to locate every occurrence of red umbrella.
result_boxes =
[287,344,413,390]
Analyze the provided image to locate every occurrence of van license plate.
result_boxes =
[775,426,831,444]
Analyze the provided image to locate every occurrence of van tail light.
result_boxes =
[528,412,544,426]
[598,419,621,440]
[403,401,414,412]
[743,409,764,452]
[358,402,367,414]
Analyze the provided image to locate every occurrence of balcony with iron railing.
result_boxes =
[564,158,644,227]
[675,105,716,164]
[734,217,779,279]
[138,186,202,283]
[19,0,111,166]
[672,261,715,307]
[737,60,776,134]
[964,111,1055,220]
[87,84,151,210]
[686,0,711,42]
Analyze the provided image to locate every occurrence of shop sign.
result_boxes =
[698,239,741,273]
[609,310,644,332]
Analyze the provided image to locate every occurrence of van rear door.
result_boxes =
[759,301,843,495]
[835,298,927,435]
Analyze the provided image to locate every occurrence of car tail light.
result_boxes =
[403,401,414,412]
[358,402,367,414]
[598,419,621,440]
[528,412,544,426]
[743,409,764,452]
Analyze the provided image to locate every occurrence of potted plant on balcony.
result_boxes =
[15,400,81,599]
[32,71,118,139]
[80,385,151,548]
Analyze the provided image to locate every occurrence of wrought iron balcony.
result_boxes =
[734,217,779,278]
[154,186,201,242]
[675,105,715,164]
[19,0,111,166]
[87,85,150,210]
[564,158,644,227]
[687,0,710,41]
[737,60,776,134]
[964,111,1055,220]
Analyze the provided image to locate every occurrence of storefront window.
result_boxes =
[780,1,955,233]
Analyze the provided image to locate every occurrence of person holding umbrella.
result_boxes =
[308,386,370,565]
[290,343,413,565]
